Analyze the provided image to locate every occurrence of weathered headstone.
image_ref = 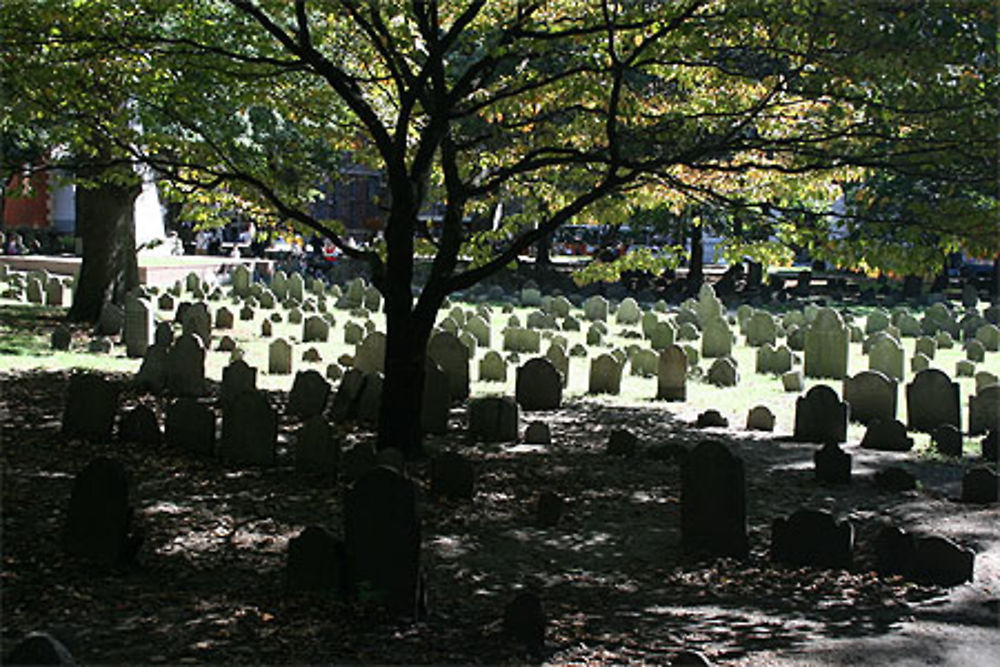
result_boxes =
[478,350,508,382]
[428,331,470,401]
[354,332,386,374]
[64,457,139,565]
[814,442,851,484]
[905,368,960,432]
[303,315,330,343]
[701,316,733,359]
[746,405,775,431]
[287,369,332,419]
[588,353,622,395]
[706,357,738,387]
[468,396,519,442]
[286,525,345,594]
[868,335,904,381]
[118,404,161,446]
[860,418,914,452]
[345,466,423,617]
[680,441,748,559]
[969,383,1000,436]
[220,389,278,465]
[793,385,848,443]
[656,345,687,401]
[516,358,562,411]
[166,333,206,397]
[269,337,293,375]
[123,296,154,358]
[295,415,339,475]
[842,370,897,425]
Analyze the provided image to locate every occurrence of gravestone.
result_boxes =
[62,373,120,442]
[123,296,154,358]
[97,302,125,336]
[356,372,383,424]
[782,370,805,392]
[544,343,570,388]
[700,316,733,358]
[976,323,1000,351]
[154,321,173,348]
[330,369,367,422]
[166,333,206,397]
[874,466,917,492]
[295,415,339,474]
[269,337,293,375]
[465,315,491,347]
[354,332,386,374]
[969,384,1000,435]
[681,441,748,559]
[287,369,332,419]
[503,591,545,650]
[607,429,638,457]
[842,370,897,425]
[793,385,848,443]
[220,359,257,408]
[814,442,851,484]
[804,308,849,379]
[428,331,470,401]
[164,397,216,456]
[860,418,913,452]
[915,336,937,359]
[303,315,330,343]
[965,339,986,363]
[478,350,508,382]
[616,297,641,325]
[181,302,211,347]
[220,389,278,465]
[430,451,475,500]
[524,421,551,445]
[630,348,658,377]
[868,335,904,381]
[696,409,728,428]
[960,467,998,503]
[909,536,975,586]
[583,295,609,321]
[931,424,963,457]
[51,325,71,351]
[134,343,169,394]
[363,285,381,312]
[286,525,344,595]
[746,405,775,431]
[536,491,564,527]
[44,278,64,306]
[707,357,738,387]
[64,457,139,565]
[345,466,423,617]
[771,509,853,569]
[516,358,563,411]
[657,345,687,401]
[911,353,931,373]
[288,272,305,302]
[421,360,451,435]
[118,404,161,446]
[756,343,793,375]
[588,354,622,395]
[906,368,960,432]
[468,396,519,442]
[5,631,75,666]
[746,311,777,346]
[214,306,234,330]
[231,264,251,297]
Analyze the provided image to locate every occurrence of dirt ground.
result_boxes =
[1,370,997,665]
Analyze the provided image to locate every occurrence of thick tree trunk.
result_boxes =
[534,230,553,268]
[686,223,704,293]
[68,181,140,323]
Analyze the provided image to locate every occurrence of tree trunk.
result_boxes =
[686,223,704,294]
[534,230,553,268]
[68,181,140,323]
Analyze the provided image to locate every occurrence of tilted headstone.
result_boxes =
[909,535,975,586]
[345,466,423,617]
[681,441,748,559]
[516,358,562,411]
[220,389,278,465]
[468,396,519,442]
[804,308,849,379]
[859,418,913,452]
[588,353,622,395]
[842,370,897,425]
[62,373,120,442]
[905,368,960,432]
[656,345,687,401]
[793,384,848,443]
[771,509,853,569]
[166,333,206,397]
[544,343,570,388]
[295,415,340,474]
[354,331,386,374]
[181,302,211,347]
[428,331,470,401]
[969,384,1000,435]
[64,457,139,565]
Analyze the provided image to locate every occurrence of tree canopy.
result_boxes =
[3,0,996,454]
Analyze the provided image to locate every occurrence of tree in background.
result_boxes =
[2,0,995,457]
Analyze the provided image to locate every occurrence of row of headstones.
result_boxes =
[1,268,72,306]
[681,441,981,586]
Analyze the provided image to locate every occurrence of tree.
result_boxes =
[3,0,996,458]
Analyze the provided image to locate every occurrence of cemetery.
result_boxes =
[1,2,997,665]
[1,261,998,665]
